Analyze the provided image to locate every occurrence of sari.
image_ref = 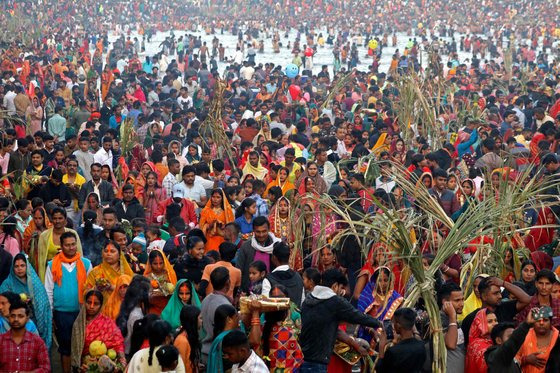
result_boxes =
[465,309,493,373]
[460,291,482,322]
[294,170,328,195]
[515,327,559,373]
[144,249,178,314]
[199,190,235,252]
[23,208,52,271]
[70,306,125,370]
[371,132,389,156]
[264,174,295,198]
[207,330,232,373]
[84,253,134,303]
[311,212,338,267]
[268,197,294,244]
[524,207,555,252]
[161,279,201,330]
[0,255,52,348]
[102,275,132,320]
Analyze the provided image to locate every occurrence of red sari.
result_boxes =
[524,207,555,252]
[83,313,125,356]
[465,309,493,373]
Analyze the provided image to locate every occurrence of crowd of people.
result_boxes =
[2,0,560,372]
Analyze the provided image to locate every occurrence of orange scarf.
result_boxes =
[51,252,87,303]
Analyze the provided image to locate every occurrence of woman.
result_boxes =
[461,274,487,322]
[207,304,239,373]
[168,140,188,169]
[161,279,201,330]
[248,285,303,372]
[174,236,211,289]
[371,131,390,156]
[127,319,186,373]
[297,177,320,208]
[77,210,103,264]
[199,189,235,253]
[82,192,104,224]
[70,290,126,371]
[465,308,498,373]
[264,167,295,198]
[174,305,202,373]
[520,260,537,296]
[317,246,344,274]
[242,151,269,180]
[268,196,294,244]
[294,161,328,195]
[85,241,134,302]
[390,138,406,164]
[144,249,178,315]
[116,275,151,357]
[0,253,52,348]
[139,171,167,224]
[184,144,201,165]
[357,266,403,340]
[0,216,20,257]
[101,164,119,196]
[26,96,43,135]
[102,274,131,321]
[524,207,556,252]
[23,207,52,271]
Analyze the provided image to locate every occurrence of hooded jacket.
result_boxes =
[114,197,146,222]
[300,286,381,365]
[265,266,304,306]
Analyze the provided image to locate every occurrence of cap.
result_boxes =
[132,235,146,250]
[172,184,185,199]
[533,306,553,320]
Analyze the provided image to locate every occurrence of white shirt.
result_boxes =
[195,175,214,190]
[232,350,269,373]
[45,261,92,309]
[175,181,206,203]
[3,91,16,115]
[261,264,305,307]
[93,148,113,171]
[177,95,193,110]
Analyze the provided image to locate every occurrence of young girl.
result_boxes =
[248,261,267,295]
[234,198,257,237]
[145,226,166,253]
[156,345,180,372]
[303,267,320,294]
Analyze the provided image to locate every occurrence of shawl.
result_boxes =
[264,173,295,198]
[52,251,87,303]
[524,207,555,252]
[251,232,281,255]
[85,253,134,303]
[460,291,482,322]
[161,279,201,330]
[144,249,178,285]
[71,308,125,369]
[102,274,132,320]
[207,330,232,373]
[23,207,52,267]
[465,309,493,373]
[0,255,52,348]
[371,132,389,155]
[294,170,328,195]
[241,160,269,181]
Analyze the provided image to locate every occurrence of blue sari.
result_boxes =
[357,280,403,341]
[0,255,52,348]
[206,330,232,373]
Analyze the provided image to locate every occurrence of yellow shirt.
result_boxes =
[63,173,86,211]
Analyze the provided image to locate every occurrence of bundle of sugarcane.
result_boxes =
[199,79,237,169]
[119,117,138,157]
[319,70,355,112]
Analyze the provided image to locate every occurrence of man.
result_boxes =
[78,163,115,208]
[224,222,243,250]
[14,198,32,235]
[515,269,560,328]
[114,184,145,222]
[462,276,531,347]
[438,282,465,372]
[13,85,31,117]
[500,110,517,137]
[201,267,232,362]
[39,169,72,207]
[222,330,269,373]
[315,148,336,188]
[375,161,396,193]
[71,100,91,131]
[162,158,180,198]
[200,242,241,298]
[93,136,114,171]
[45,231,92,373]
[474,138,503,172]
[23,150,52,200]
[515,306,560,371]
[484,316,534,372]
[262,242,305,306]
[0,301,50,373]
[155,184,198,227]
[236,217,281,292]
[73,136,94,181]
[48,106,67,142]
[300,269,381,372]
[174,165,207,208]
[376,307,426,372]
[8,137,30,181]
[280,148,301,183]
[92,207,119,265]
[63,157,87,226]
[428,168,461,217]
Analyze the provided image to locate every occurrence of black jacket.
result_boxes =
[266,269,304,307]
[78,180,115,208]
[300,286,381,364]
[114,198,146,223]
[485,322,529,373]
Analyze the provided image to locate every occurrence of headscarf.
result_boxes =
[294,167,328,195]
[160,279,201,330]
[264,168,295,197]
[241,154,269,180]
[524,207,555,252]
[52,251,87,303]
[0,254,52,348]
[102,274,131,320]
[371,132,389,155]
[465,308,493,373]
[144,249,178,285]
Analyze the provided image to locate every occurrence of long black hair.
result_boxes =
[130,314,160,358]
[116,275,150,337]
[148,320,172,366]
[212,304,236,339]
[235,197,256,218]
[82,210,98,239]
[179,305,201,369]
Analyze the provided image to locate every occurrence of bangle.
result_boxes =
[448,322,457,327]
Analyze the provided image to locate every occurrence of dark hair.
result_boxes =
[179,305,201,367]
[51,206,67,218]
[437,282,462,307]
[218,242,237,262]
[303,267,321,286]
[213,304,237,339]
[9,299,29,315]
[102,207,117,218]
[130,314,160,358]
[156,345,179,369]
[249,260,267,273]
[252,216,269,229]
[148,249,164,265]
[148,320,172,366]
[536,269,556,283]
[117,275,151,336]
[187,236,204,253]
[490,322,516,344]
[222,329,249,350]
[235,197,256,218]
[2,216,17,238]
[272,241,290,263]
[82,210,98,239]
[84,289,104,306]
[477,277,496,296]
[60,231,76,245]
[0,291,21,306]
[432,168,448,180]
[210,266,230,291]
[393,307,416,330]
[15,199,29,211]
[321,268,347,288]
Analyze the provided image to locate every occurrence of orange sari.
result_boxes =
[263,174,295,198]
[199,189,234,252]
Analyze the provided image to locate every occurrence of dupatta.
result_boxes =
[465,308,493,373]
[160,279,201,330]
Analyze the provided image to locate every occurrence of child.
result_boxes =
[156,345,180,372]
[303,267,321,296]
[146,225,166,253]
[234,197,257,237]
[126,235,148,274]
[248,260,267,295]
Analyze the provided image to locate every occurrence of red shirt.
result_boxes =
[0,330,50,373]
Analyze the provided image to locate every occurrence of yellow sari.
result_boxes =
[102,275,131,320]
[371,132,389,156]
[84,253,134,303]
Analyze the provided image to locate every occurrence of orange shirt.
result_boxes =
[201,261,241,298]
[516,327,559,373]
